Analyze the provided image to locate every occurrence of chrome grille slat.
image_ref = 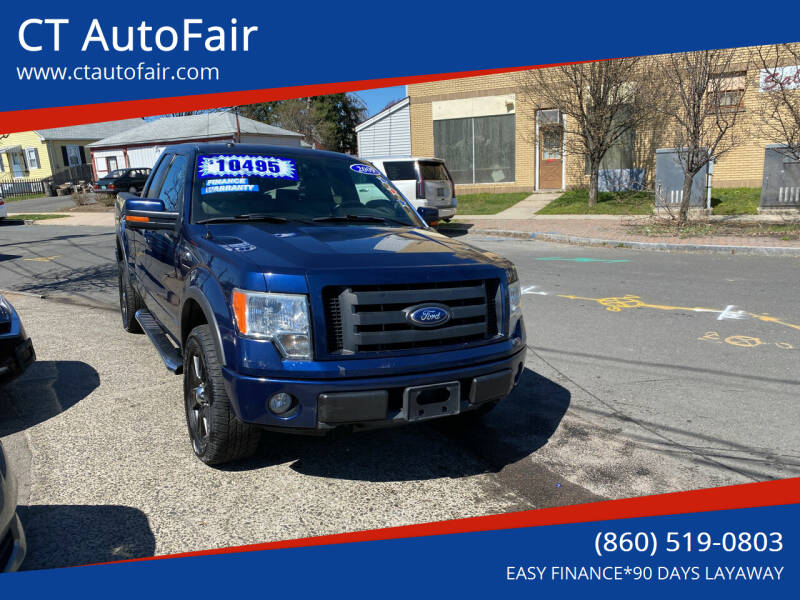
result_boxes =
[348,284,486,305]
[353,322,488,345]
[352,304,486,326]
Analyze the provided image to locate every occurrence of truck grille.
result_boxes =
[323,279,501,355]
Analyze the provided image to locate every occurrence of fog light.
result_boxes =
[268,392,294,415]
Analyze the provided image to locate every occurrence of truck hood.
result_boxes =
[195,223,508,274]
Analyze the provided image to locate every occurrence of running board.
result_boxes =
[135,309,183,374]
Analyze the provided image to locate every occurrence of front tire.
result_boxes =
[117,259,143,333]
[184,324,261,465]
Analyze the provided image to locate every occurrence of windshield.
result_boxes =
[191,153,424,227]
[107,170,125,178]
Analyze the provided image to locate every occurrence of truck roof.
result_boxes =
[367,156,443,163]
[162,142,361,162]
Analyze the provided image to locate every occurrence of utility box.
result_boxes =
[759,145,800,213]
[654,148,713,213]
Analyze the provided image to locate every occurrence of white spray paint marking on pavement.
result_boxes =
[717,305,749,321]
[522,285,548,296]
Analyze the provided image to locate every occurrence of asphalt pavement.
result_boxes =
[4,195,77,213]
[0,223,798,569]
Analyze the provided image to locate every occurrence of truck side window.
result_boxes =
[158,155,188,213]
[144,154,174,199]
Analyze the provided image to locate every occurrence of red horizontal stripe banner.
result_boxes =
[0,60,595,133]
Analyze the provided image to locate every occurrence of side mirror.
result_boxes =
[121,194,179,230]
[417,206,440,227]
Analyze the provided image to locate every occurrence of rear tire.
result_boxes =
[184,324,261,465]
[117,258,143,333]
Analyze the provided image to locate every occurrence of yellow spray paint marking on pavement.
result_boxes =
[724,335,764,348]
[23,255,61,262]
[559,294,720,314]
[559,293,800,334]
[699,331,795,350]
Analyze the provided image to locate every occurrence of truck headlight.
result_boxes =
[505,265,521,319]
[509,280,522,317]
[232,289,312,360]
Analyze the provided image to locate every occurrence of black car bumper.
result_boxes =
[0,335,35,384]
[0,513,26,573]
[0,441,26,572]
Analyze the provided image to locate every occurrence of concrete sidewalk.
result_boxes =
[448,214,800,255]
[459,192,562,220]
[34,212,114,227]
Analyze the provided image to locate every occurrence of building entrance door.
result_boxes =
[538,125,563,189]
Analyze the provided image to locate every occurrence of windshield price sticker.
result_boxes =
[350,163,381,176]
[198,154,298,180]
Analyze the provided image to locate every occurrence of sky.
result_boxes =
[144,84,407,122]
[350,85,407,117]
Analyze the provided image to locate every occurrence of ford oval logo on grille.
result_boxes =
[405,304,451,328]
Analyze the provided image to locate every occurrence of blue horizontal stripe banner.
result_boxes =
[2,503,797,597]
[2,1,798,114]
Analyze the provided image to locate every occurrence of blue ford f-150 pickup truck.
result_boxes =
[115,143,526,465]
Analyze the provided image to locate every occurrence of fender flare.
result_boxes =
[181,287,227,367]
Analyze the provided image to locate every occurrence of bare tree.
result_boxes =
[165,108,230,117]
[658,48,750,223]
[518,57,661,207]
[754,43,800,159]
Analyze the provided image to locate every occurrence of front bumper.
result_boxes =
[222,346,527,431]
[0,335,35,385]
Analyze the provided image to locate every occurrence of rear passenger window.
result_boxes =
[419,162,448,180]
[383,161,418,181]
[158,155,188,212]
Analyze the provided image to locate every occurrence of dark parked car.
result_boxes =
[0,440,26,572]
[0,293,35,385]
[94,168,152,196]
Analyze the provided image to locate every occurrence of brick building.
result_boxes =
[407,44,800,195]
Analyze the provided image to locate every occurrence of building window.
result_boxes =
[542,128,562,161]
[434,114,515,184]
[709,72,746,111]
[67,145,82,166]
[106,157,118,173]
[9,151,27,178]
[25,147,40,169]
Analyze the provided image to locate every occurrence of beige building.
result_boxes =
[407,44,800,195]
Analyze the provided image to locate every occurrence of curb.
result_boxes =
[449,226,800,257]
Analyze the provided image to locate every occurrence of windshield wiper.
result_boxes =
[196,214,289,224]
[312,214,410,226]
